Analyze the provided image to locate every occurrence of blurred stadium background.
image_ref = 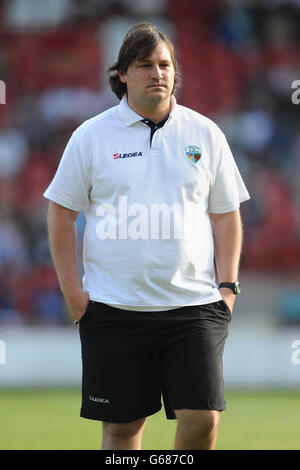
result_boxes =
[0,0,300,450]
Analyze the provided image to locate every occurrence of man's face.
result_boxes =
[119,41,175,110]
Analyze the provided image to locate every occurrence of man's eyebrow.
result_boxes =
[137,58,172,63]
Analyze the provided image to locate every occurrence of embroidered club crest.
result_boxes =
[185,145,202,164]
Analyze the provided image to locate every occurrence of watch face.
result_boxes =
[234,282,241,294]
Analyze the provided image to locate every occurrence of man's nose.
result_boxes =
[150,65,163,80]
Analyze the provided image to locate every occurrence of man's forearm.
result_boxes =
[47,202,82,298]
[209,209,243,284]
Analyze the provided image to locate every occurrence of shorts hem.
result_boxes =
[80,405,162,423]
[166,403,227,420]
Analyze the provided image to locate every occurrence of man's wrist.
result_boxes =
[219,281,240,295]
[61,285,84,301]
[219,287,236,295]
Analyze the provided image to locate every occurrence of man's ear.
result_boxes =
[119,71,127,84]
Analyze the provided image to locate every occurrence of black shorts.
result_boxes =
[79,300,231,423]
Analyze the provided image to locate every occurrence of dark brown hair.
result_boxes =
[107,22,181,99]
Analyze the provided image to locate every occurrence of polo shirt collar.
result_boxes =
[119,95,177,126]
[169,95,177,119]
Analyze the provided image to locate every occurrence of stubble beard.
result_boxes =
[142,87,171,109]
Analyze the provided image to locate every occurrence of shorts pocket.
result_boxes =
[218,299,232,318]
[79,300,91,324]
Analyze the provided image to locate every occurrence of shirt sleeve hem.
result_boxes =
[208,196,250,214]
[43,191,84,212]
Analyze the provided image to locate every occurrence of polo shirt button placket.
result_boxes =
[142,117,167,152]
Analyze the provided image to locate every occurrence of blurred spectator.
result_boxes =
[234,110,274,153]
[0,126,29,178]
[38,86,118,124]
[28,264,68,325]
[278,270,300,325]
[4,0,73,30]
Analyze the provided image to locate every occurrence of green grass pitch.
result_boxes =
[0,388,299,450]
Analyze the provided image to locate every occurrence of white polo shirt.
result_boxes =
[44,95,250,311]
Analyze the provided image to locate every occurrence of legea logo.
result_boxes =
[113,151,142,159]
[96,196,202,240]
[89,395,110,404]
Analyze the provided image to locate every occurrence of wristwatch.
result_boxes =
[219,281,241,295]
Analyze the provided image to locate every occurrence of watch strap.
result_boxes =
[219,282,240,294]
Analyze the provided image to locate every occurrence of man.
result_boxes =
[44,22,250,450]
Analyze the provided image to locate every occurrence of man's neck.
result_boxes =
[127,96,172,124]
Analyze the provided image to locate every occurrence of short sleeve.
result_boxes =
[208,131,250,214]
[43,131,91,212]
